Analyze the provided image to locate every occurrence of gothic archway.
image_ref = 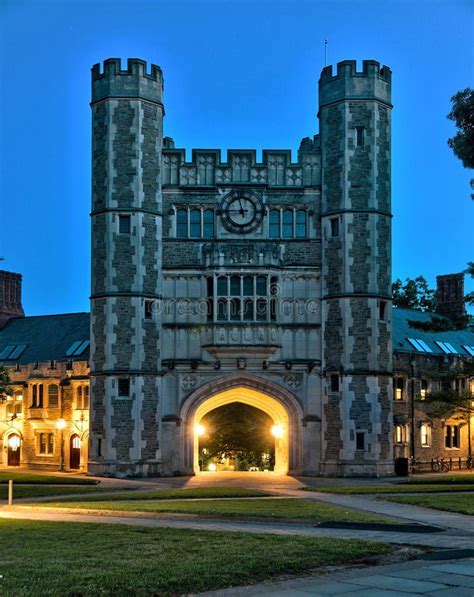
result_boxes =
[180,373,303,475]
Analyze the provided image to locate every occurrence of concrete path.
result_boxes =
[201,556,474,596]
[1,505,473,549]
[279,489,474,534]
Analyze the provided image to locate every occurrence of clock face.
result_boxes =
[220,191,264,234]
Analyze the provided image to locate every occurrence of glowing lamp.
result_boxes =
[208,463,217,472]
[8,435,20,450]
[56,418,66,430]
[271,424,284,438]
[195,424,205,437]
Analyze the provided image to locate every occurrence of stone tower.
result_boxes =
[319,60,393,475]
[89,59,164,476]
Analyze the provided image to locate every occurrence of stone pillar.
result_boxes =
[319,60,394,476]
[89,58,164,477]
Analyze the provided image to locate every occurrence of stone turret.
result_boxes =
[319,60,393,476]
[89,58,164,476]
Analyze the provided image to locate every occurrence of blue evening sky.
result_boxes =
[0,0,472,315]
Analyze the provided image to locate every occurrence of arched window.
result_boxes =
[203,209,214,238]
[394,425,404,445]
[217,276,228,296]
[282,210,293,238]
[295,210,307,238]
[269,210,280,238]
[420,424,431,447]
[48,385,59,408]
[230,276,241,296]
[176,209,188,238]
[189,209,201,238]
[84,386,90,410]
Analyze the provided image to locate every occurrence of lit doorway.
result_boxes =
[7,434,21,466]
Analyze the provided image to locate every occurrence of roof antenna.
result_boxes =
[324,39,328,67]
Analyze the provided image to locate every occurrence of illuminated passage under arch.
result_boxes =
[193,387,290,475]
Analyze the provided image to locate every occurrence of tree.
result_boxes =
[0,365,12,400]
[464,262,474,307]
[392,276,436,311]
[199,403,275,471]
[447,88,474,170]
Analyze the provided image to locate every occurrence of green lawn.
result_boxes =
[408,474,474,485]
[303,484,474,495]
[383,494,474,516]
[1,485,121,500]
[0,520,390,595]
[43,486,272,502]
[0,472,97,485]
[41,497,394,523]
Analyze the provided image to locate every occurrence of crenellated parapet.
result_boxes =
[319,60,391,109]
[91,58,164,106]
[162,138,321,188]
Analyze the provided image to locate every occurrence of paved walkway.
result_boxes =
[202,556,474,596]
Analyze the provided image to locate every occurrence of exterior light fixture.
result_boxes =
[56,419,66,430]
[208,463,217,472]
[8,435,20,450]
[195,424,205,437]
[271,424,284,438]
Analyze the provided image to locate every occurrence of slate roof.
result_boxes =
[0,313,90,365]
[392,308,474,357]
[0,308,472,366]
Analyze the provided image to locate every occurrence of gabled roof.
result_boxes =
[0,313,90,365]
[392,308,474,357]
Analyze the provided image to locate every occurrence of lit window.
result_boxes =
[38,432,54,455]
[269,210,280,238]
[420,424,431,447]
[48,385,59,408]
[118,215,131,234]
[420,379,428,400]
[445,425,460,449]
[393,378,404,401]
[395,425,404,445]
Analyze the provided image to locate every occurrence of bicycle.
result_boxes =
[431,457,450,473]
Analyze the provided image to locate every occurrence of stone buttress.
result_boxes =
[89,59,163,476]
[319,60,394,475]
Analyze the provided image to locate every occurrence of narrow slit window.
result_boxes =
[379,301,387,321]
[330,218,339,237]
[189,209,201,238]
[355,432,366,451]
[118,215,131,234]
[118,378,130,397]
[203,209,214,238]
[330,374,340,393]
[144,299,154,320]
[356,126,365,147]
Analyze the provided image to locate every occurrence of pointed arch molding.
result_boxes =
[180,372,303,474]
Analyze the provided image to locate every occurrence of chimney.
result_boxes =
[0,270,25,330]
[435,273,466,320]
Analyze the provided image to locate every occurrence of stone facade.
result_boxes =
[87,57,395,477]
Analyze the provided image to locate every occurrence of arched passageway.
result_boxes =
[179,373,303,476]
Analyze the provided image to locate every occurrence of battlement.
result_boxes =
[319,60,391,108]
[91,58,164,105]
[162,141,321,187]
